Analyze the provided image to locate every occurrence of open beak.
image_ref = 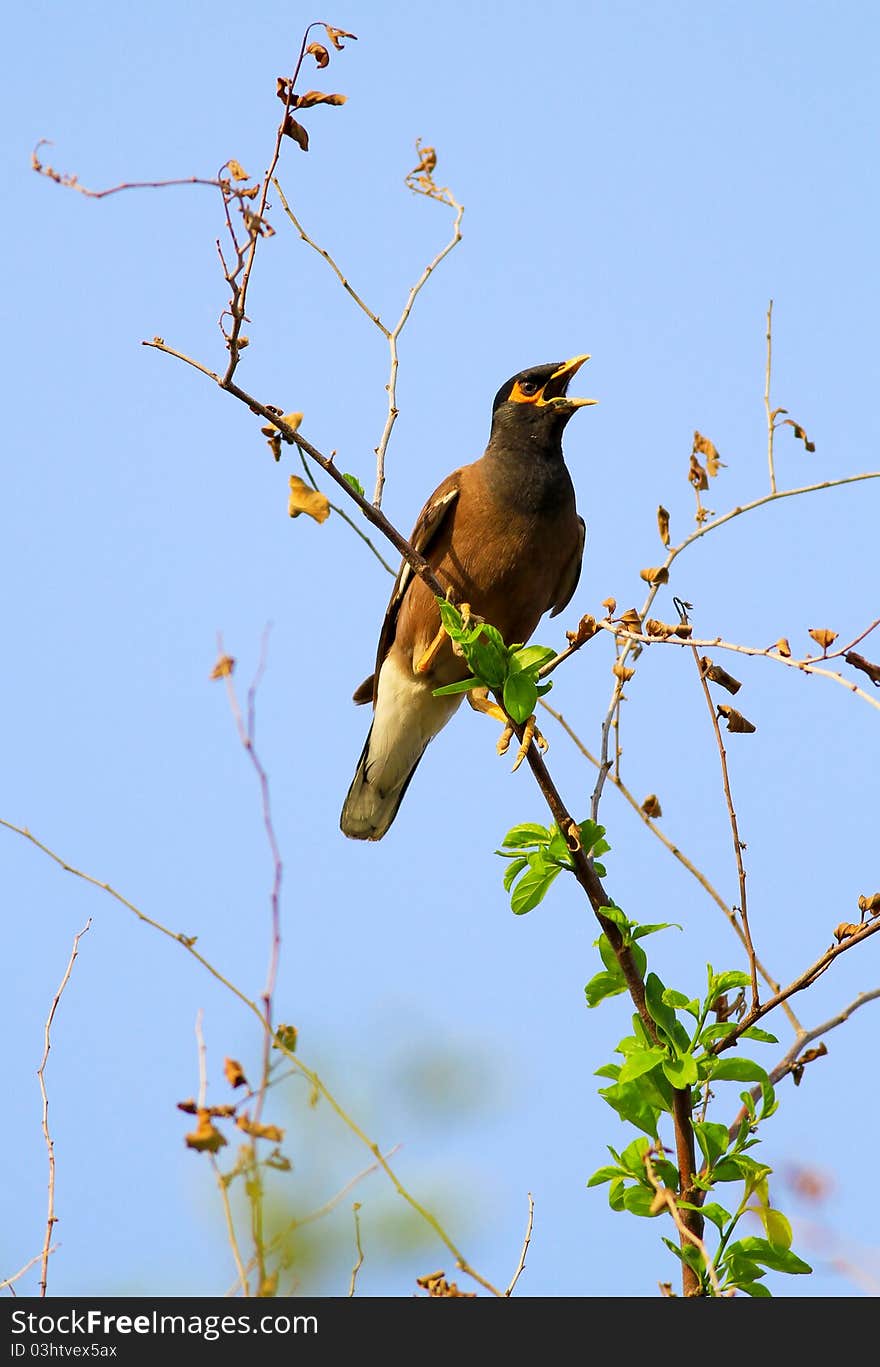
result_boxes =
[542,354,598,409]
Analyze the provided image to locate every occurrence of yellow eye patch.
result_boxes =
[508,380,544,404]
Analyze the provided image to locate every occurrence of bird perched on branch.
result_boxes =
[340,355,597,841]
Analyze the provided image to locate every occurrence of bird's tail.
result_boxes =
[339,721,428,841]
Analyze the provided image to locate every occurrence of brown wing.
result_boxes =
[549,516,585,618]
[351,473,461,705]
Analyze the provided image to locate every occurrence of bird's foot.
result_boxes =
[468,687,548,772]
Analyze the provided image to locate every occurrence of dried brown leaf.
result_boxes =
[657,505,670,546]
[717,704,756,734]
[774,637,792,658]
[416,1271,476,1299]
[185,1111,228,1154]
[673,623,693,638]
[295,90,347,108]
[411,143,437,175]
[236,1114,285,1142]
[612,662,635,682]
[639,565,669,587]
[602,597,617,615]
[276,76,292,102]
[211,654,235,680]
[224,1057,248,1089]
[282,115,309,151]
[808,627,838,652]
[845,651,880,686]
[325,25,358,49]
[289,475,330,523]
[226,159,249,182]
[858,892,880,920]
[176,1098,199,1115]
[618,608,642,634]
[645,618,674,638]
[688,454,709,492]
[833,922,861,944]
[307,42,330,68]
[641,793,663,818]
[565,613,598,646]
[693,431,726,477]
[700,657,742,694]
[782,418,815,452]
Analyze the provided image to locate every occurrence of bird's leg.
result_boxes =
[414,601,473,675]
[467,687,548,772]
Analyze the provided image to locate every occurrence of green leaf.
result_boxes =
[502,856,527,891]
[739,1281,772,1297]
[661,988,694,1011]
[597,1079,661,1137]
[735,1237,811,1275]
[708,969,751,1002]
[586,1165,625,1187]
[509,644,557,673]
[740,1026,779,1044]
[698,1022,736,1046]
[622,1186,659,1218]
[432,676,481,697]
[620,1136,651,1174]
[594,1062,620,1080]
[690,1201,731,1232]
[631,921,680,939]
[618,1047,668,1084]
[607,1180,626,1212]
[510,861,561,915]
[645,973,689,1050]
[585,969,627,1008]
[692,1120,731,1169]
[500,823,551,849]
[469,638,507,688]
[754,1205,792,1250]
[342,472,365,497]
[662,1053,698,1088]
[503,671,538,723]
[709,1058,769,1084]
[436,599,463,634]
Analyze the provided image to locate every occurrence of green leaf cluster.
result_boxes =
[496,819,610,915]
[430,599,556,723]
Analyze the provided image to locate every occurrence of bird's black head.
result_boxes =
[489,355,597,451]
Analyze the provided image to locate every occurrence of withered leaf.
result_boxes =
[612,662,635,682]
[306,42,330,67]
[295,90,347,108]
[688,454,709,492]
[657,505,670,546]
[411,144,437,175]
[289,475,330,523]
[602,596,617,615]
[324,25,358,49]
[224,1057,248,1089]
[282,116,309,151]
[176,1098,199,1114]
[693,431,725,477]
[207,1104,237,1118]
[858,892,880,920]
[645,618,674,638]
[211,654,235,680]
[236,1114,285,1142]
[618,608,642,633]
[226,159,249,182]
[782,418,815,452]
[797,1043,828,1067]
[267,433,282,462]
[265,1148,292,1172]
[565,613,598,646]
[808,627,838,652]
[641,793,663,818]
[774,637,792,658]
[261,411,303,437]
[717,704,756,733]
[185,1111,228,1154]
[673,623,693,638]
[700,657,742,694]
[639,565,669,587]
[845,651,880,686]
[833,922,861,944]
[276,76,292,102]
[416,1271,476,1299]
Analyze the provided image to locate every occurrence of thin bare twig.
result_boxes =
[644,1151,723,1296]
[297,451,396,575]
[348,1204,365,1296]
[31,142,223,198]
[1,1247,59,1295]
[504,1193,535,1296]
[764,301,776,494]
[683,609,760,1011]
[38,918,91,1297]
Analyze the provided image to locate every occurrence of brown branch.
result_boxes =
[38,918,91,1296]
[644,1151,722,1296]
[31,142,223,198]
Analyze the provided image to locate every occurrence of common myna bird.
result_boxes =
[340,355,596,841]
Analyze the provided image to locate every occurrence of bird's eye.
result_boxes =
[518,380,540,396]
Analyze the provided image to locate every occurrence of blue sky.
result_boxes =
[3,1,879,1297]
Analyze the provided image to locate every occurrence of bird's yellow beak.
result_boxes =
[544,354,598,408]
